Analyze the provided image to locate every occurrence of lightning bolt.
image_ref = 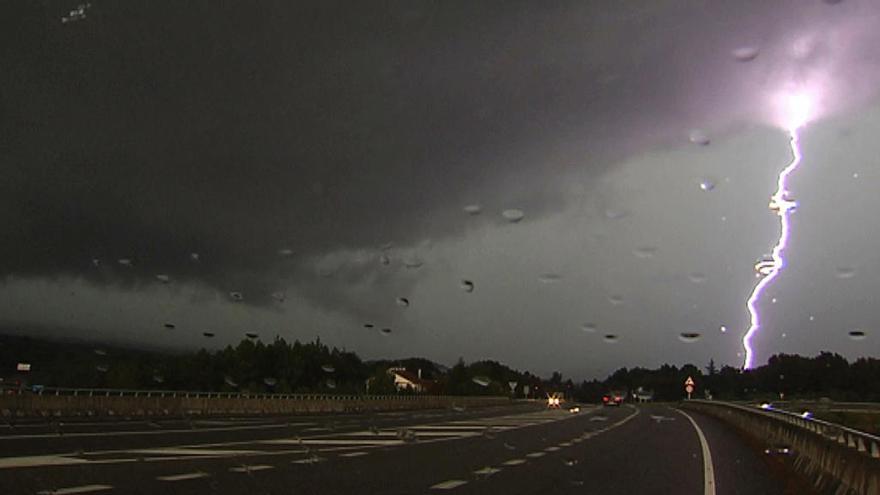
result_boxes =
[741,127,802,369]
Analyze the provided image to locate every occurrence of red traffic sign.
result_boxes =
[684,376,695,386]
[685,384,694,394]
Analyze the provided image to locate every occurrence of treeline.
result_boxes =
[570,352,880,402]
[0,335,534,396]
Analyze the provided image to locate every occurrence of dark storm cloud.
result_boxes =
[3,1,880,376]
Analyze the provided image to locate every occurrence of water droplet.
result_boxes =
[91,258,101,267]
[604,208,628,220]
[326,379,337,389]
[403,257,424,269]
[379,328,392,335]
[245,332,259,339]
[263,377,277,387]
[472,376,491,387]
[822,0,844,4]
[689,130,711,146]
[152,374,164,384]
[224,376,238,388]
[117,258,132,266]
[396,297,410,307]
[720,325,727,333]
[155,274,171,283]
[608,295,624,305]
[538,273,562,283]
[501,208,525,223]
[277,248,293,256]
[563,458,579,467]
[582,323,597,333]
[380,254,391,266]
[190,252,200,262]
[364,323,375,329]
[853,172,859,179]
[272,291,285,302]
[202,332,215,338]
[809,315,815,322]
[771,297,778,304]
[95,365,109,373]
[633,246,657,259]
[835,267,856,279]
[781,333,787,338]
[461,280,475,293]
[731,46,759,62]
[229,291,244,302]
[679,332,702,343]
[164,323,176,329]
[603,334,619,343]
[849,330,867,340]
[93,349,106,356]
[321,364,335,373]
[463,204,482,215]
[699,179,715,191]
[688,272,707,284]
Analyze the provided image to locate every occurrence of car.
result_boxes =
[547,394,562,409]
[602,391,625,406]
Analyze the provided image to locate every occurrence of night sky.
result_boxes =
[3,0,880,378]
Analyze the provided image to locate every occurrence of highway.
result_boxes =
[0,402,791,494]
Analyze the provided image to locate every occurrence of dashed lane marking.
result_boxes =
[431,480,468,490]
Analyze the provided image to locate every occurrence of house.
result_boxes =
[387,367,436,393]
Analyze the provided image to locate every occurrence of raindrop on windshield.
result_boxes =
[463,204,482,215]
[229,291,244,302]
[364,323,375,329]
[603,334,619,343]
[731,46,759,62]
[396,297,410,307]
[809,316,815,322]
[91,258,100,267]
[848,330,867,340]
[272,292,285,302]
[582,323,597,333]
[501,208,525,223]
[117,258,132,266]
[403,258,424,269]
[538,273,562,284]
[322,364,335,373]
[633,247,657,259]
[155,274,171,283]
[152,374,164,384]
[189,252,200,262]
[835,267,856,279]
[263,377,277,387]
[604,208,628,220]
[164,323,176,329]
[224,376,238,388]
[245,332,259,339]
[277,248,293,256]
[720,325,728,333]
[326,379,337,389]
[688,130,710,146]
[380,328,392,335]
[679,332,702,343]
[699,179,715,192]
[93,349,106,356]
[688,272,707,284]
[461,280,475,293]
[472,376,491,387]
[608,295,624,305]
[95,365,109,373]
[380,254,391,266]
[202,332,215,338]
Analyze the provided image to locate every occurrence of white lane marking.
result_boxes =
[0,422,293,440]
[676,409,716,495]
[559,442,572,447]
[502,459,526,466]
[526,452,546,458]
[276,439,405,446]
[156,472,209,481]
[291,457,325,464]
[229,464,274,473]
[544,446,560,452]
[0,455,88,469]
[403,425,504,430]
[431,480,468,490]
[473,467,501,476]
[339,451,368,458]
[37,485,113,495]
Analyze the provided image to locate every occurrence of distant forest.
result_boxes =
[2,334,879,401]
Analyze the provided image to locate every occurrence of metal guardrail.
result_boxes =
[692,399,880,459]
[19,386,498,402]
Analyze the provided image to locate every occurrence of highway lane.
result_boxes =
[0,403,788,494]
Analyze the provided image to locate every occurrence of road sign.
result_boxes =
[684,376,695,386]
[16,363,31,372]
[685,376,695,399]
[508,381,518,392]
[523,385,530,397]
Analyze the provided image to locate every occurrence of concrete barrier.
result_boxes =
[0,393,512,419]
[682,400,880,495]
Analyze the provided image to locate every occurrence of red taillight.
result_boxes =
[602,396,609,402]
[614,396,622,401]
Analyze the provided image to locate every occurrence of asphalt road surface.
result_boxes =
[0,402,789,494]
